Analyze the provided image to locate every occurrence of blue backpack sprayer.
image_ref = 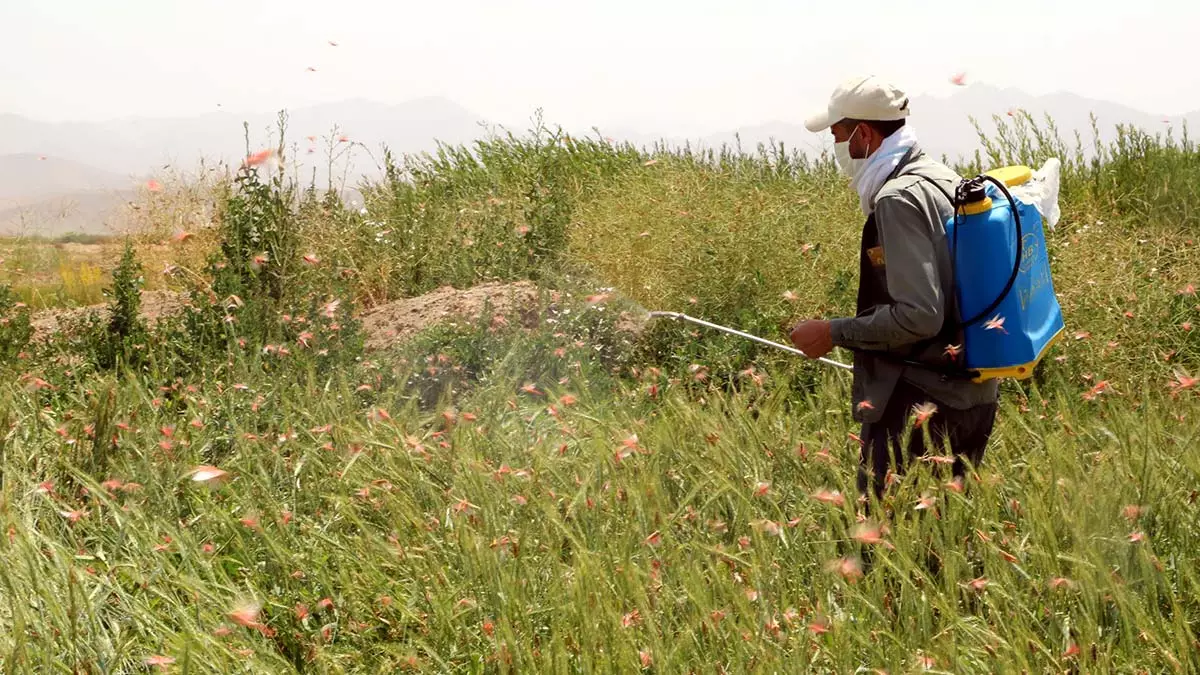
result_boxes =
[650,165,1065,381]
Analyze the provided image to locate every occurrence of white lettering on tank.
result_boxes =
[1018,267,1051,311]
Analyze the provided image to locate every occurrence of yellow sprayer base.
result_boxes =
[971,326,1065,383]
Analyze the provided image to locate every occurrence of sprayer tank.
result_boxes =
[946,168,1065,381]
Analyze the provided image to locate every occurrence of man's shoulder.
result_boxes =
[877,156,960,204]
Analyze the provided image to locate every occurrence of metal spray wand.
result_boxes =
[647,311,853,372]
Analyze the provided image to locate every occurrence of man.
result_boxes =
[788,75,1000,500]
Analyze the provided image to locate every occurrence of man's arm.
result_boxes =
[829,190,946,350]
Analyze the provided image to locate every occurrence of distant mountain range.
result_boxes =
[0,97,486,236]
[612,85,1198,162]
[0,155,133,236]
[1,85,1196,235]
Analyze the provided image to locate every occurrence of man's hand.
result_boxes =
[789,319,834,359]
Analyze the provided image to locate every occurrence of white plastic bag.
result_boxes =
[1009,158,1062,230]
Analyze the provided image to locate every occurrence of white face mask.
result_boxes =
[834,125,867,177]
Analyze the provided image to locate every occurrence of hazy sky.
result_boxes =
[4,0,1197,135]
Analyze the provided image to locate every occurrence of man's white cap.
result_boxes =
[804,75,911,133]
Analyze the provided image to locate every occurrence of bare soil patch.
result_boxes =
[359,281,542,351]
[28,282,550,349]
[30,290,189,341]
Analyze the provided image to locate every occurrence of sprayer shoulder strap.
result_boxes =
[897,170,984,327]
[898,170,959,207]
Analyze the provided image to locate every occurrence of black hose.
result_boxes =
[958,175,1023,327]
[950,181,966,322]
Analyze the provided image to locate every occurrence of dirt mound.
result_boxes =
[30,290,189,342]
[360,281,541,351]
[28,281,553,350]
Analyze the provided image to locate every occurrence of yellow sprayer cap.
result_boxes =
[984,165,1033,187]
[958,197,993,216]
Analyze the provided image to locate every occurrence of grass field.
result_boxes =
[0,114,1197,673]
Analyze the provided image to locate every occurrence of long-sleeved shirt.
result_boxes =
[830,145,999,422]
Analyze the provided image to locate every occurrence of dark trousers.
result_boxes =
[857,379,998,499]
